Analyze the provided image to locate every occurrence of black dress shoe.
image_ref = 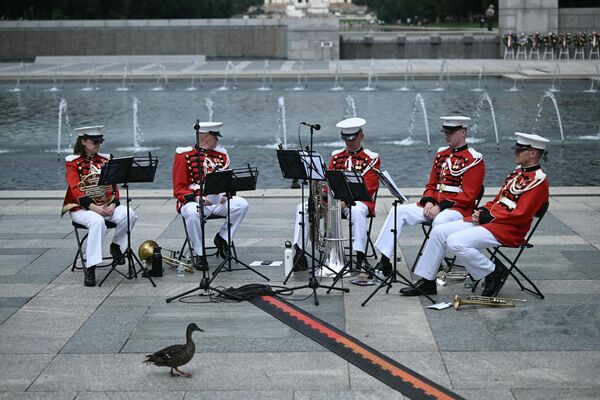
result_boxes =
[213,234,230,260]
[110,243,125,265]
[374,259,393,277]
[399,278,437,296]
[482,258,510,297]
[84,266,96,287]
[292,245,308,272]
[193,255,208,271]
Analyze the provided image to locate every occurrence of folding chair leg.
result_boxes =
[72,229,88,271]
[411,224,431,272]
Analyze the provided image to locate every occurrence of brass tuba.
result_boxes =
[453,294,525,310]
[138,240,193,273]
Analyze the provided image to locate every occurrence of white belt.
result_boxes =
[498,197,517,209]
[188,184,200,190]
[436,184,463,193]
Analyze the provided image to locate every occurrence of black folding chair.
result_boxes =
[71,221,117,271]
[478,201,550,299]
[341,188,378,259]
[411,186,485,272]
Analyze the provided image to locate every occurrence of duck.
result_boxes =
[143,323,203,377]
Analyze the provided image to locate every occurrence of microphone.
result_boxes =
[193,119,200,132]
[301,122,321,131]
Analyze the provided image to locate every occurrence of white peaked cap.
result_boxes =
[440,116,471,131]
[336,117,366,135]
[514,132,549,150]
[74,125,104,138]
[196,122,223,136]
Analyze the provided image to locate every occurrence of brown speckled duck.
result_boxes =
[143,323,203,377]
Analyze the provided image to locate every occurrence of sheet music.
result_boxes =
[299,151,325,181]
[382,170,409,203]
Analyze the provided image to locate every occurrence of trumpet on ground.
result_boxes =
[138,240,194,274]
[453,294,526,310]
[436,270,469,286]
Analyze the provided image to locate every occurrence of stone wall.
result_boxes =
[340,34,500,59]
[558,8,600,31]
[0,18,340,61]
[498,0,559,38]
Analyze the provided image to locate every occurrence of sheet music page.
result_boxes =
[300,151,325,181]
[382,170,409,202]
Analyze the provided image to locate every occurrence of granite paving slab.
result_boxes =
[30,353,349,392]
[184,391,292,400]
[0,393,77,400]
[0,354,55,391]
[74,393,184,400]
[0,255,39,275]
[512,388,600,400]
[444,351,600,389]
[561,250,600,280]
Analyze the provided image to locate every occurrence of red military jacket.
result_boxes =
[329,147,380,216]
[420,144,485,217]
[62,153,120,215]
[172,145,230,212]
[465,164,549,247]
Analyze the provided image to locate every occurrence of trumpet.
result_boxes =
[436,271,469,286]
[453,294,525,310]
[138,240,194,274]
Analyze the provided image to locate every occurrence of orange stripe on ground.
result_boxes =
[262,296,456,400]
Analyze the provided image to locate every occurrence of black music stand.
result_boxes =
[361,170,435,306]
[275,144,348,306]
[211,166,269,281]
[325,169,372,292]
[97,154,158,287]
[166,169,243,303]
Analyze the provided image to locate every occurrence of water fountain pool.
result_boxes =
[0,78,598,189]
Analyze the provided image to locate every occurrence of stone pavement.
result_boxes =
[0,188,599,400]
[0,58,599,81]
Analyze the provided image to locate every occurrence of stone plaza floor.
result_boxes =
[0,188,599,400]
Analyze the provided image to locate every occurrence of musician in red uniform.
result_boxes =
[374,116,485,283]
[172,122,249,270]
[406,132,550,297]
[62,126,136,287]
[292,117,380,272]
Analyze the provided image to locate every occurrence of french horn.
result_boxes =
[138,240,193,273]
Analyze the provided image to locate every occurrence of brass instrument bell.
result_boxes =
[138,240,193,273]
[453,294,525,310]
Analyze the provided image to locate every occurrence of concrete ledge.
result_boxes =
[35,55,206,64]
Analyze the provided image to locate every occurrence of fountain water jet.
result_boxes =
[185,61,201,91]
[290,60,307,91]
[549,63,561,92]
[401,93,430,149]
[9,62,29,92]
[470,65,487,92]
[331,62,344,91]
[584,65,599,93]
[56,98,72,157]
[359,59,378,91]
[432,60,450,91]
[533,90,565,143]
[471,91,500,148]
[47,64,64,92]
[205,97,214,122]
[257,60,273,91]
[150,64,168,91]
[276,96,288,148]
[509,64,524,91]
[396,60,415,91]
[344,95,357,118]
[116,64,132,91]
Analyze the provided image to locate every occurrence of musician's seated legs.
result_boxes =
[445,225,507,296]
[374,203,427,260]
[107,205,136,265]
[181,202,203,255]
[430,209,463,227]
[213,196,249,243]
[70,210,107,286]
[342,201,370,269]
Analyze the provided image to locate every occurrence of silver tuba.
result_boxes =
[310,181,347,277]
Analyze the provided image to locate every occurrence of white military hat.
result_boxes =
[195,121,223,137]
[513,132,549,150]
[440,116,471,132]
[74,125,104,142]
[336,117,366,140]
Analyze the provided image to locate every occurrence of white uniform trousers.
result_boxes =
[374,203,463,259]
[180,196,249,256]
[70,205,137,269]
[413,219,501,281]
[293,201,370,253]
